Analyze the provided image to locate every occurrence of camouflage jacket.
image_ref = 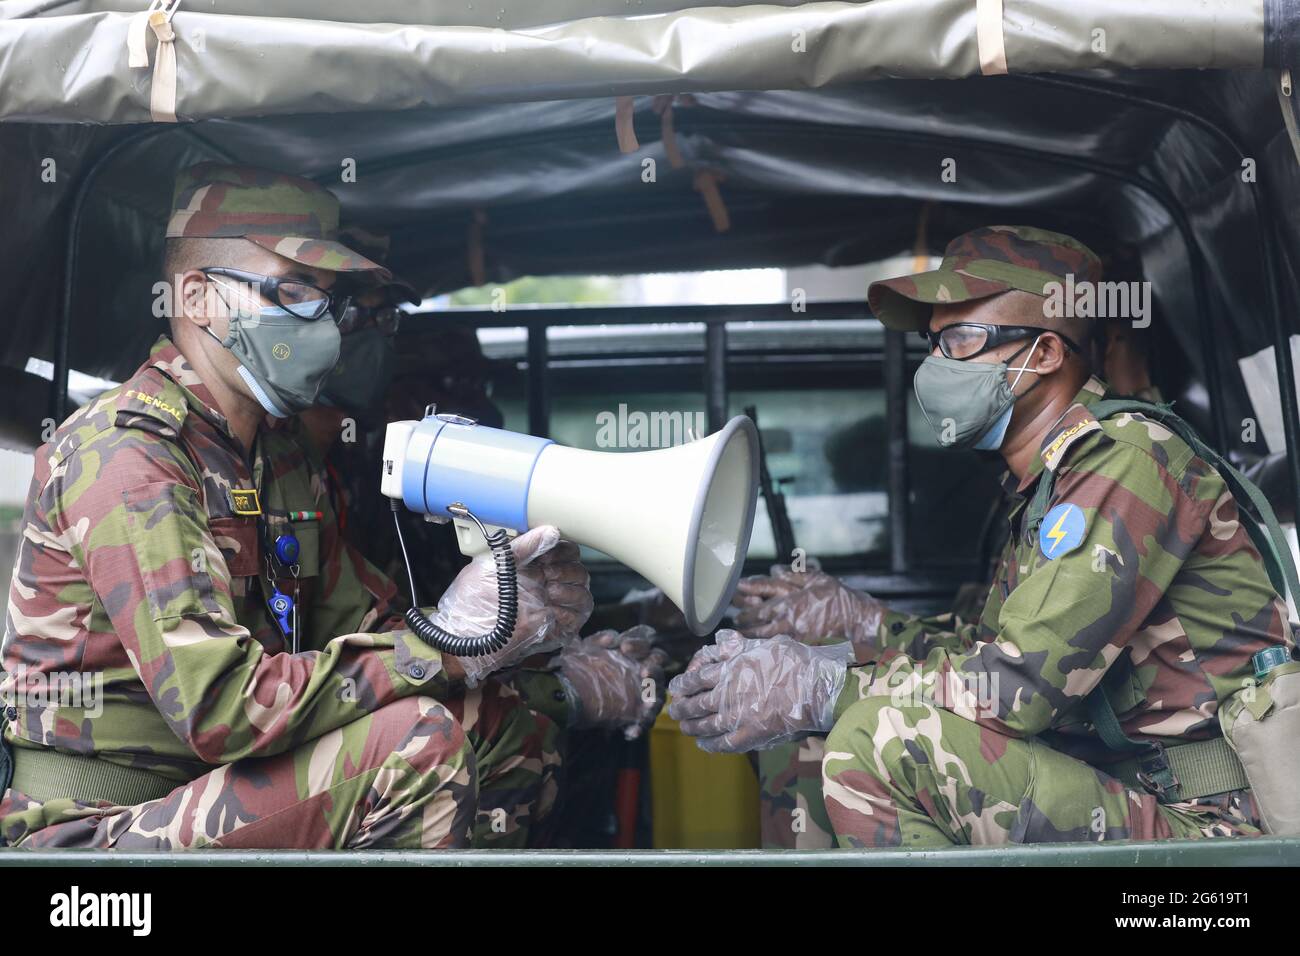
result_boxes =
[306,420,573,728]
[836,376,1291,760]
[2,337,446,782]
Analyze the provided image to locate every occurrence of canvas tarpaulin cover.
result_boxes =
[0,0,1283,123]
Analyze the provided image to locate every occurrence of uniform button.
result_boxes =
[4,706,16,721]
[891,621,905,635]
[554,690,566,702]
[409,664,427,681]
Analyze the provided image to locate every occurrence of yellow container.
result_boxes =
[649,705,760,849]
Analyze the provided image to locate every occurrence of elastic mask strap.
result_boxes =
[200,281,237,347]
[207,277,261,319]
[1005,335,1043,394]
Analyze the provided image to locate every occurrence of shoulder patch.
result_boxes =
[114,371,189,437]
[1042,418,1103,472]
[1039,503,1086,559]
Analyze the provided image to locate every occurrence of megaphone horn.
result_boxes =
[381,413,760,638]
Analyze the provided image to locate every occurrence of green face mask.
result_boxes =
[320,326,396,420]
[912,337,1040,451]
[208,280,342,418]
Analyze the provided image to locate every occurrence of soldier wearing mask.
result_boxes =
[669,226,1290,846]
[0,164,592,849]
[296,230,668,815]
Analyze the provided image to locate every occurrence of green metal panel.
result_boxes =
[4,838,1300,866]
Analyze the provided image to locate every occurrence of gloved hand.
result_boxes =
[533,538,595,639]
[558,625,669,739]
[731,560,824,608]
[667,630,850,753]
[732,567,885,647]
[429,526,593,684]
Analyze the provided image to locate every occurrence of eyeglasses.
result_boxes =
[918,323,1082,360]
[200,267,352,322]
[336,303,402,337]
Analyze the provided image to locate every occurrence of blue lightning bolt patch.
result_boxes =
[1039,503,1086,559]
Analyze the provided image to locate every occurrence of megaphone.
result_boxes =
[380,411,759,650]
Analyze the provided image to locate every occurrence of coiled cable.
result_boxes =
[393,502,518,656]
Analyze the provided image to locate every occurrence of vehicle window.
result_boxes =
[483,322,1003,573]
[733,385,886,562]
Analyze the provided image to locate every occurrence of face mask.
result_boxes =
[913,336,1041,451]
[207,280,342,418]
[319,326,396,420]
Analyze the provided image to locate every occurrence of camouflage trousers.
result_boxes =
[821,697,1262,848]
[0,679,560,850]
[758,738,834,849]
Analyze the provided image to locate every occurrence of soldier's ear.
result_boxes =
[177,269,213,327]
[1035,332,1070,375]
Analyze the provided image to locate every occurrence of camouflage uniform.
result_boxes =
[821,227,1290,847]
[0,163,559,850]
[822,376,1289,846]
[1,339,559,848]
[283,413,567,844]
[758,738,834,848]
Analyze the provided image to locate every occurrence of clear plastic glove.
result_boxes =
[732,567,885,646]
[429,525,593,684]
[667,629,850,753]
[558,625,669,739]
[533,538,595,639]
[731,559,824,608]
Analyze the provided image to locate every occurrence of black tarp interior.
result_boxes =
[1,69,1298,460]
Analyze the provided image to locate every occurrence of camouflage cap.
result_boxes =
[868,225,1103,331]
[166,163,391,281]
[337,224,421,305]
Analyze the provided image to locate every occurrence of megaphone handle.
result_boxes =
[392,504,519,657]
[453,517,515,556]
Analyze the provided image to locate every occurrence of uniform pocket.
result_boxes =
[123,481,222,622]
[207,516,261,578]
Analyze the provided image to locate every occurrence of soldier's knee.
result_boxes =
[827,696,899,751]
[825,696,944,776]
[368,695,475,779]
[465,679,556,761]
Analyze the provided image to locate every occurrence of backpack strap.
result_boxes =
[1083,658,1180,801]
[1086,398,1300,617]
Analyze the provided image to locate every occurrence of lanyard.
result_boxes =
[260,518,303,654]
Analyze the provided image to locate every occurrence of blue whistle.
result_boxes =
[274,533,300,565]
[268,588,295,637]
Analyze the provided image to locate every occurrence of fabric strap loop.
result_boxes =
[126,1,181,123]
[976,0,1009,75]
